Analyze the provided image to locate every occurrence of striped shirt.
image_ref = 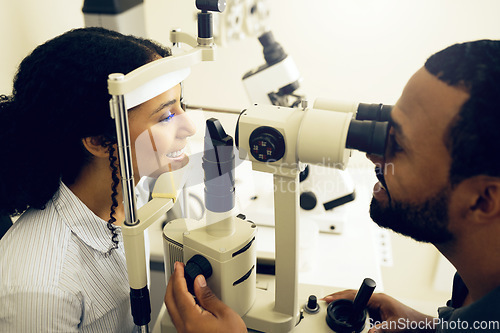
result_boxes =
[0,182,134,332]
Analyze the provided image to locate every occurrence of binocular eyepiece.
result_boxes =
[356,103,392,122]
[346,103,392,157]
[236,102,393,168]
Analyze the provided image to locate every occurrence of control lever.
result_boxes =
[325,278,376,333]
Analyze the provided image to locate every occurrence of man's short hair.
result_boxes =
[425,40,500,185]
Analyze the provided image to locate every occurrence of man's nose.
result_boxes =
[366,153,384,166]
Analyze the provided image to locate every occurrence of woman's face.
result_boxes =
[128,84,196,181]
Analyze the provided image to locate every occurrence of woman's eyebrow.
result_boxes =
[150,99,177,117]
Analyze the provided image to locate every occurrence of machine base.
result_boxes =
[154,274,370,333]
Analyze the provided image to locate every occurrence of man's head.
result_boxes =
[369,40,500,245]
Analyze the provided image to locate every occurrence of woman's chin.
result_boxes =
[149,154,189,178]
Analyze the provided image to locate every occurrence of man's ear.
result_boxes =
[82,136,110,158]
[469,177,500,223]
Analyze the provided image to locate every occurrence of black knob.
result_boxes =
[184,254,213,295]
[252,134,277,159]
[196,0,226,12]
[249,126,285,162]
[300,191,317,210]
[304,295,319,314]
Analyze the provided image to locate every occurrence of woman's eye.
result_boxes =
[161,112,175,123]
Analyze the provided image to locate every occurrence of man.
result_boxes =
[165,40,500,332]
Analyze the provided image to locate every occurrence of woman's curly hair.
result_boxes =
[0,27,171,248]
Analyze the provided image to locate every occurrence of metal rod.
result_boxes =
[185,104,242,114]
[109,74,149,331]
[109,74,139,226]
[135,325,150,333]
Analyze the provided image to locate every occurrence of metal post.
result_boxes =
[109,73,139,227]
[109,73,150,332]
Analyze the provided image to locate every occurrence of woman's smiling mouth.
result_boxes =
[166,147,185,159]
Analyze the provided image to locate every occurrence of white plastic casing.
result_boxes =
[238,104,354,173]
[242,57,301,105]
[163,216,257,316]
[297,107,352,169]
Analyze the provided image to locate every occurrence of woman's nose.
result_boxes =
[176,112,196,138]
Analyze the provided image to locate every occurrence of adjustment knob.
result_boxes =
[304,295,320,314]
[184,254,213,295]
[251,133,278,160]
[249,126,285,162]
[300,191,317,210]
[196,0,226,12]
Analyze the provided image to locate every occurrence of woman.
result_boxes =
[0,27,195,332]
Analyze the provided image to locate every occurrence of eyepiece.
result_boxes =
[258,31,287,66]
[196,0,226,12]
[356,103,392,122]
[346,120,390,156]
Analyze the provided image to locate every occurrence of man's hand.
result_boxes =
[165,261,247,333]
[323,290,436,333]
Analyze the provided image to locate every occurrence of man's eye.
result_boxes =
[388,134,403,155]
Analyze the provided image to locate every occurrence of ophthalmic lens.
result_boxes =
[356,103,392,122]
[346,120,390,156]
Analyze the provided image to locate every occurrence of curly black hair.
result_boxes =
[104,142,122,250]
[0,27,171,247]
[425,40,500,186]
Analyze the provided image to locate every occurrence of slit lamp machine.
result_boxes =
[107,1,391,331]
[240,29,393,235]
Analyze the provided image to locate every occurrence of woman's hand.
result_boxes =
[165,262,247,333]
[323,290,437,333]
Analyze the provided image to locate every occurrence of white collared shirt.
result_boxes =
[0,182,135,332]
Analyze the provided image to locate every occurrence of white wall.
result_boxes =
[178,0,500,109]
[0,1,84,93]
[4,1,500,103]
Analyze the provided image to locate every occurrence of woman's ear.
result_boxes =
[82,136,110,158]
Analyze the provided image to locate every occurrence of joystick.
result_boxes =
[325,278,376,333]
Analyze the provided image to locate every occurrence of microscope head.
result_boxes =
[236,101,391,173]
[242,31,302,106]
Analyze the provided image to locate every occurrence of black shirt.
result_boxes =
[437,273,500,332]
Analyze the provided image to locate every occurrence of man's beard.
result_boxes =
[370,185,454,244]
